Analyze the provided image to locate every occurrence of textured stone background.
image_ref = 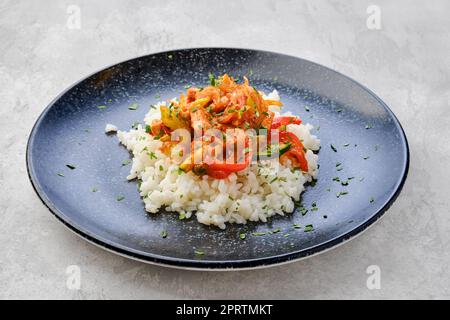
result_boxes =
[1,0,449,299]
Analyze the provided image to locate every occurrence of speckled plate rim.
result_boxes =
[26,47,410,271]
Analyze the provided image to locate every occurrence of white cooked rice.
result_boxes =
[105,123,118,133]
[117,90,320,229]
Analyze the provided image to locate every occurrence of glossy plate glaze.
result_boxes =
[27,48,409,270]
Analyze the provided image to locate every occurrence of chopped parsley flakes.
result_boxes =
[194,249,204,256]
[122,159,132,166]
[128,103,138,110]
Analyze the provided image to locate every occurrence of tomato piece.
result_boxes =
[279,131,303,148]
[207,161,248,172]
[271,116,302,130]
[205,168,232,179]
[205,134,252,175]
[279,131,308,172]
[207,146,252,173]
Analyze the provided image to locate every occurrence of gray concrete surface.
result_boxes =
[1,0,449,299]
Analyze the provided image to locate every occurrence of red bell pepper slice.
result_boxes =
[271,116,302,130]
[279,131,308,172]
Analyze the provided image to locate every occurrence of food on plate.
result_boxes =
[105,123,118,133]
[117,74,320,229]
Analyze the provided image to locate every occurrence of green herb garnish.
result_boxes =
[299,207,308,216]
[160,230,168,238]
[330,144,337,152]
[208,73,216,86]
[128,103,138,110]
[304,224,314,232]
[66,164,76,170]
[252,232,266,236]
[174,167,184,175]
[116,195,125,201]
[97,105,107,110]
[122,159,132,166]
[194,249,204,255]
[336,191,349,198]
[239,233,246,240]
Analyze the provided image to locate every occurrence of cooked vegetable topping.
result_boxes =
[145,74,309,179]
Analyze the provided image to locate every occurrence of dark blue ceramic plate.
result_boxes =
[27,48,409,270]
